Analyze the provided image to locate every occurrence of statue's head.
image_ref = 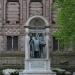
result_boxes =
[35,36,38,40]
[30,33,32,37]
[36,33,39,37]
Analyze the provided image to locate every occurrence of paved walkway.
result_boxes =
[73,72,75,75]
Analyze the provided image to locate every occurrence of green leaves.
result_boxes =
[55,0,75,49]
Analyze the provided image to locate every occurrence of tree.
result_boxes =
[54,0,75,50]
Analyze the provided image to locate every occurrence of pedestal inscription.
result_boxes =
[25,59,51,71]
[30,60,45,69]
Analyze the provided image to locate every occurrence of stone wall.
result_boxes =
[0,51,75,71]
[0,51,24,69]
[51,51,75,71]
[0,36,4,51]
[0,0,54,52]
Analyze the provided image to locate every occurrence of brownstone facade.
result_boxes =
[0,0,57,69]
[0,0,75,71]
[0,0,57,52]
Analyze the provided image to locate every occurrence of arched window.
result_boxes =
[29,0,43,16]
[6,0,20,24]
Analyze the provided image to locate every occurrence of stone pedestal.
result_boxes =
[19,59,56,75]
[24,59,51,71]
[19,70,56,75]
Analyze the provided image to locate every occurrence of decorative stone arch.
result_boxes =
[25,16,50,59]
[25,16,49,26]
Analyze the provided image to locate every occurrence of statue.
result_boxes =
[33,36,40,58]
[29,33,46,58]
[29,36,34,58]
[39,35,46,58]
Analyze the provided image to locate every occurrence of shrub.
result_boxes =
[52,68,66,75]
[0,70,4,75]
[10,71,19,75]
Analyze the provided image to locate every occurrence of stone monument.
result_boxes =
[19,16,56,75]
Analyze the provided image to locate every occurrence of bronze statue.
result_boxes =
[29,33,46,58]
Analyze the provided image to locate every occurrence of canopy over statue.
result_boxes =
[29,33,46,58]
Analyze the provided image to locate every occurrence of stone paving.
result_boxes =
[73,72,75,75]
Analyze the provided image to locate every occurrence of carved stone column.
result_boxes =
[25,28,30,60]
[45,28,50,59]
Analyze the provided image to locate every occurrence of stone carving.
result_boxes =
[29,33,46,58]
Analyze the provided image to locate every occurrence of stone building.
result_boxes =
[0,0,75,71]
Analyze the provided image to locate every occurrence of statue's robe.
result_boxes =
[33,38,40,51]
[29,37,34,57]
[32,37,40,58]
[39,36,46,57]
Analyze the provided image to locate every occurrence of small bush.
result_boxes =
[65,71,72,75]
[56,71,65,75]
[52,68,66,75]
[0,70,4,75]
[10,71,19,75]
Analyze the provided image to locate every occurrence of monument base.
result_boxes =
[19,70,56,75]
[19,59,56,75]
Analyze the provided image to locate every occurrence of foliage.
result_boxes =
[10,71,19,75]
[54,0,75,48]
[52,68,72,75]
[0,70,4,75]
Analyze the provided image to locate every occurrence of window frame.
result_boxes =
[7,36,18,51]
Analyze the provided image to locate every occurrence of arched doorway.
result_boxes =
[25,16,50,59]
